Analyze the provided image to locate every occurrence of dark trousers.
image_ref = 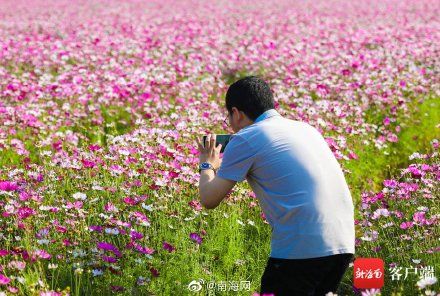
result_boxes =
[260,253,354,296]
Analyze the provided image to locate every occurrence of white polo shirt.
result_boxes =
[217,109,355,259]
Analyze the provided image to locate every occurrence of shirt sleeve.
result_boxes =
[216,134,256,182]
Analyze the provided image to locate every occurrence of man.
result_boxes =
[196,76,355,296]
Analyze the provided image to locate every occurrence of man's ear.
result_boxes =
[231,107,239,121]
[237,109,249,123]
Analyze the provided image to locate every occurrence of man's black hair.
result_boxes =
[225,75,275,121]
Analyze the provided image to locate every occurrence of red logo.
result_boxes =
[353,258,384,289]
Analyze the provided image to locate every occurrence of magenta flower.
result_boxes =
[0,274,11,285]
[0,181,18,191]
[89,225,103,232]
[102,255,118,263]
[97,241,121,257]
[134,244,155,255]
[162,241,176,252]
[81,159,96,168]
[88,144,101,152]
[189,232,203,245]
[130,230,143,240]
[408,166,422,179]
[123,197,137,205]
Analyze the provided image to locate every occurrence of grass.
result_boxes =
[347,151,440,296]
[343,94,439,215]
[337,94,440,295]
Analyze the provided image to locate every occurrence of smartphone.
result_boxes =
[202,134,231,153]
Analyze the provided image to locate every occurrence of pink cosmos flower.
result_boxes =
[40,291,62,296]
[400,221,414,230]
[8,260,26,270]
[0,274,10,285]
[383,179,398,188]
[8,286,19,293]
[421,164,431,171]
[104,202,118,212]
[413,211,426,225]
[188,200,202,211]
[348,151,358,160]
[341,69,351,76]
[387,133,398,143]
[34,249,51,260]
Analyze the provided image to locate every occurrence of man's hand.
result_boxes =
[195,133,236,209]
[196,133,222,170]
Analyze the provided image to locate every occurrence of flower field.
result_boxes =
[0,0,439,295]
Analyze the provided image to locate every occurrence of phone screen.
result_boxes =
[202,134,231,153]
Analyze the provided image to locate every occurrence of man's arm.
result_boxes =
[199,169,236,209]
[196,134,237,209]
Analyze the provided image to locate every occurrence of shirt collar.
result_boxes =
[254,109,281,123]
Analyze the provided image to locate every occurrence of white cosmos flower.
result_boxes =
[417,277,437,289]
[141,221,151,227]
[73,192,87,200]
[105,228,119,235]
[141,203,153,211]
[92,269,104,277]
[72,249,87,258]
[37,239,50,245]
